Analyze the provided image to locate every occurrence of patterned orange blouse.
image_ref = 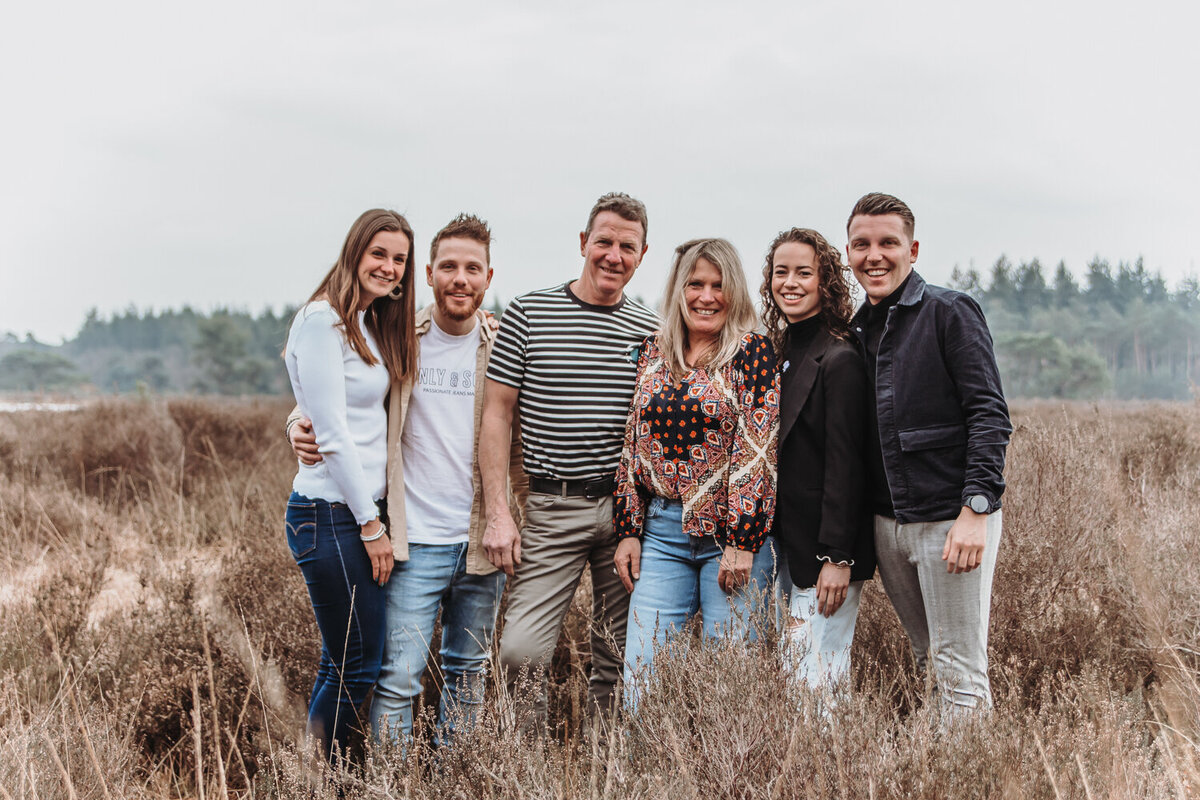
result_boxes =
[614,332,779,552]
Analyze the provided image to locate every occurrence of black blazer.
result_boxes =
[773,326,876,588]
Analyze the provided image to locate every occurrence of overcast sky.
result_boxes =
[2,0,1196,343]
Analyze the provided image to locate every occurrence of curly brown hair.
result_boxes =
[759,227,856,356]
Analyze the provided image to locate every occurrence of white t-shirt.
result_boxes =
[285,301,389,525]
[403,317,479,544]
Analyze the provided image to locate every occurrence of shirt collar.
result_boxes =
[416,304,494,343]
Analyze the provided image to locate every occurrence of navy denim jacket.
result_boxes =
[850,271,1011,524]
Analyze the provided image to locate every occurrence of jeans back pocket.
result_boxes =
[285,498,318,559]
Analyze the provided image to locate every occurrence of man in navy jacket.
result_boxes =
[846,192,1011,715]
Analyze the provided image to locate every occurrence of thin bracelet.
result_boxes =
[284,416,300,444]
[360,520,387,542]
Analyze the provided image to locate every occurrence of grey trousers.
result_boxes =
[873,511,1002,714]
[497,492,629,732]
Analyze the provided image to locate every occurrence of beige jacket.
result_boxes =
[288,305,525,575]
[386,305,525,574]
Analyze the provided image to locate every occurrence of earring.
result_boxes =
[389,284,404,300]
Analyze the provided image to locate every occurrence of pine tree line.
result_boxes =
[950,256,1200,399]
[0,306,296,394]
[3,261,1198,399]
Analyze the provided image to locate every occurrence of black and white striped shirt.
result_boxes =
[487,283,659,481]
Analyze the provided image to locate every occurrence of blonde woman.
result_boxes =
[613,238,779,707]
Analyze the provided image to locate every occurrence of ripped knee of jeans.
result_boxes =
[947,687,988,708]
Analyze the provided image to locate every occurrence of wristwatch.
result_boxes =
[966,494,991,514]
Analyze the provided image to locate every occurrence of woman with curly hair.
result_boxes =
[761,227,875,693]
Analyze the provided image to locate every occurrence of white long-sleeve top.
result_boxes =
[285,301,389,525]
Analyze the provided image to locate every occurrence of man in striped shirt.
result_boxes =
[480,192,659,731]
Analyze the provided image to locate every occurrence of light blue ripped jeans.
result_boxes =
[369,541,505,745]
[622,498,775,710]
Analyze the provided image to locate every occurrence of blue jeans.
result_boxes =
[369,542,505,745]
[623,498,776,708]
[286,492,386,760]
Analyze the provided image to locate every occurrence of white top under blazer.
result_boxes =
[285,300,389,525]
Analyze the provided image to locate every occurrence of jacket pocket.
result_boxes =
[897,424,967,501]
[898,423,966,452]
[285,499,318,559]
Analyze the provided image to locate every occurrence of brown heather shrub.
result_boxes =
[0,396,291,506]
[256,649,1179,799]
[989,408,1149,697]
[167,397,289,468]
[0,682,155,800]
[0,398,301,798]
[85,566,250,768]
[0,398,184,503]
[217,539,321,700]
[848,580,921,705]
[1,397,1198,798]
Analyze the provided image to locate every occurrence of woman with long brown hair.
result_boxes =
[283,209,417,760]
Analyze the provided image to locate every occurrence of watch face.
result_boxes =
[969,495,989,514]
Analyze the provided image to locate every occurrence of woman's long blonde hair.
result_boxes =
[657,238,758,381]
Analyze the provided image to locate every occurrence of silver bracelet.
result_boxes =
[360,520,387,542]
[285,416,301,445]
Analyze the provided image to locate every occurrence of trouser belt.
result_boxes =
[528,475,616,499]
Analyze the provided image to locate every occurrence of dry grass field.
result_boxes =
[0,397,1198,798]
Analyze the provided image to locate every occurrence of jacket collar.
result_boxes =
[851,269,927,325]
[896,269,927,307]
[415,303,496,344]
[779,325,835,443]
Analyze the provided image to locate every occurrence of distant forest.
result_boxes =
[0,306,301,396]
[0,297,504,397]
[949,256,1200,400]
[2,256,1199,400]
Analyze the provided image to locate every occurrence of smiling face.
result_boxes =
[357,229,410,309]
[770,241,822,323]
[683,257,728,344]
[575,210,647,306]
[846,213,919,304]
[427,236,492,327]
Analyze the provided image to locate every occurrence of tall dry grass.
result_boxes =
[0,397,1197,798]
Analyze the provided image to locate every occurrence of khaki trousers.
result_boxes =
[498,492,629,732]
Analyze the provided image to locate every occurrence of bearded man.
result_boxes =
[289,213,524,744]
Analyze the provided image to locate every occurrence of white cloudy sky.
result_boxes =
[2,0,1196,343]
